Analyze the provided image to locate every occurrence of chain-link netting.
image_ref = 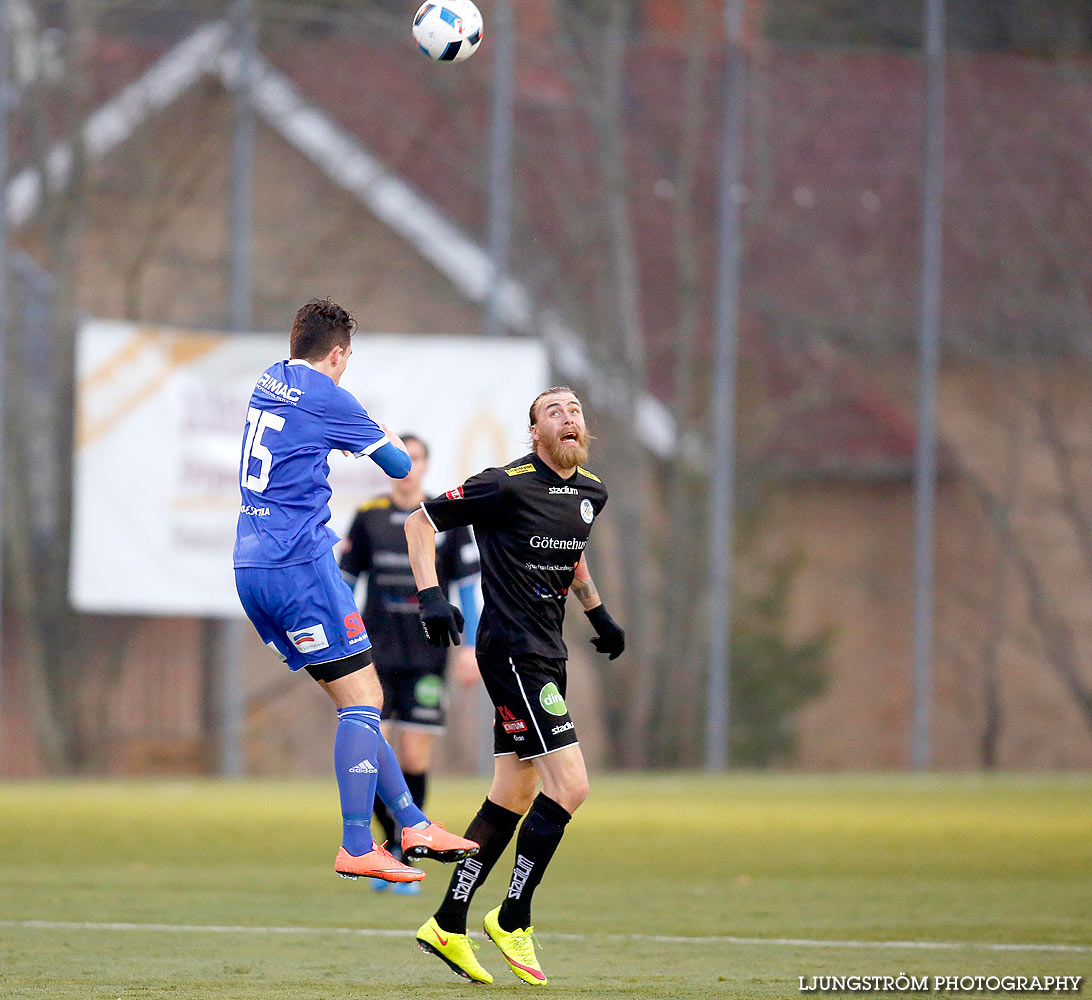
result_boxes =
[3,0,1091,774]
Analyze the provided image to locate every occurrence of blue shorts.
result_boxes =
[235,549,372,671]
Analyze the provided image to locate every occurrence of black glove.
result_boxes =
[417,586,464,648]
[586,605,625,660]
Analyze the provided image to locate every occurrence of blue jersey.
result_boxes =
[233,359,390,568]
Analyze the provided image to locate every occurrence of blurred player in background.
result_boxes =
[233,298,478,886]
[405,386,625,986]
[340,433,481,895]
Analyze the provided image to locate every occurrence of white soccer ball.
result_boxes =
[412,1,484,63]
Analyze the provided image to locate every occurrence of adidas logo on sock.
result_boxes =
[349,759,378,774]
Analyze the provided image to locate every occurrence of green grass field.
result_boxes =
[0,774,1088,999]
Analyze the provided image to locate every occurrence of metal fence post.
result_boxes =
[911,0,946,771]
[0,0,8,773]
[215,0,258,779]
[706,0,746,770]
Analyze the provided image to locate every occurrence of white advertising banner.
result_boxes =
[70,319,549,616]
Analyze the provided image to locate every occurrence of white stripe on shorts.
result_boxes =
[510,657,550,756]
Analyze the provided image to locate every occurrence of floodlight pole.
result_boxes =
[479,0,515,775]
[217,0,257,779]
[706,0,746,771]
[0,0,8,774]
[911,0,946,771]
[484,0,513,342]
[231,0,255,332]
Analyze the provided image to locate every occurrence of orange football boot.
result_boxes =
[335,843,425,882]
[401,822,480,863]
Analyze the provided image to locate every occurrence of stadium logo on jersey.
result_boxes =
[539,683,568,716]
[551,721,575,736]
[287,623,330,654]
[580,499,595,524]
[549,486,578,495]
[446,486,464,500]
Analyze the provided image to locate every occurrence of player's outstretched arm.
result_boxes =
[366,424,411,479]
[406,508,464,647]
[571,554,625,660]
[380,424,408,454]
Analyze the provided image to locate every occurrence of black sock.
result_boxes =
[372,797,396,848]
[404,771,427,811]
[498,793,572,932]
[434,798,522,935]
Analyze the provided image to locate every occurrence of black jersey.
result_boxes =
[340,496,479,673]
[421,452,608,660]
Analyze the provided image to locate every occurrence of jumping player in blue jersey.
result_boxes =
[233,298,478,884]
[340,433,482,897]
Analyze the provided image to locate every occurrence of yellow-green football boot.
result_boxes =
[483,905,547,985]
[415,917,494,984]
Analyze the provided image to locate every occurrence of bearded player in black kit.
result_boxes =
[404,387,625,986]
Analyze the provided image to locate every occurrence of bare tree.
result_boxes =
[657,0,717,767]
[6,0,98,770]
[956,368,1092,743]
[550,0,655,764]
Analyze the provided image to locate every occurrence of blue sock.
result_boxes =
[375,732,429,830]
[334,705,382,856]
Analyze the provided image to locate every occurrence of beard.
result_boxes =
[541,427,589,470]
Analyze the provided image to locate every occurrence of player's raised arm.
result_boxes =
[571,553,625,660]
[381,424,409,454]
[406,508,463,648]
[360,423,411,479]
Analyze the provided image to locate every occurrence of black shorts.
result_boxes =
[477,651,579,760]
[378,669,446,730]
